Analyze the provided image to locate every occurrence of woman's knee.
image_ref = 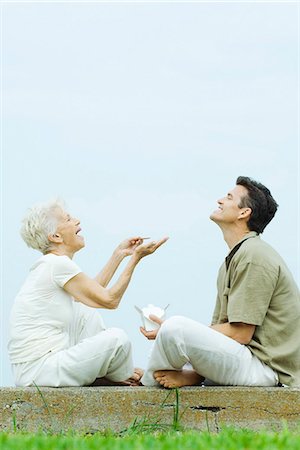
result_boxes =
[105,327,131,352]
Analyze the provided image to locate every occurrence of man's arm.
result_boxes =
[210,322,255,345]
[141,317,255,344]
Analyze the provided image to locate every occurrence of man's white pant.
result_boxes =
[141,316,278,387]
[12,303,134,387]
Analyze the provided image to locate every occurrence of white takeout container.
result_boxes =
[135,303,170,331]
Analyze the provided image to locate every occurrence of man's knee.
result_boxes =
[159,316,208,345]
[159,315,189,340]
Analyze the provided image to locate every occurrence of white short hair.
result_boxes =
[20,199,66,254]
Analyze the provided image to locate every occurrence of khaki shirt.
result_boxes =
[212,232,300,387]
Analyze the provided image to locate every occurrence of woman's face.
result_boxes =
[54,208,85,253]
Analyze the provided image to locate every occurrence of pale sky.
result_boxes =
[1,1,299,386]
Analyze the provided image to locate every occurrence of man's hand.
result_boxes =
[140,314,164,340]
[133,237,169,260]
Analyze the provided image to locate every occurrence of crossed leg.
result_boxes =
[141,315,278,388]
[91,367,144,386]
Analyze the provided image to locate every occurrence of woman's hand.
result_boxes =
[133,237,169,260]
[116,237,149,257]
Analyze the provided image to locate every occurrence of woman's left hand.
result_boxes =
[133,237,169,260]
[116,237,148,257]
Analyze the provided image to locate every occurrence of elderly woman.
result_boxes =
[8,199,168,387]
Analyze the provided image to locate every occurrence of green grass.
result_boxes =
[1,429,300,450]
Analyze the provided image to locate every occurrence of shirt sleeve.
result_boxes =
[227,262,278,326]
[211,295,221,325]
[51,256,82,288]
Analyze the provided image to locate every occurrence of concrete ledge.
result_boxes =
[1,386,300,433]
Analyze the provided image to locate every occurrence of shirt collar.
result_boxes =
[225,231,258,270]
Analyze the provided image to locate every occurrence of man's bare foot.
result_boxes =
[154,370,204,388]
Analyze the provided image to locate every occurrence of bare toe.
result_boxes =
[130,368,144,381]
[134,368,144,378]
[154,370,165,377]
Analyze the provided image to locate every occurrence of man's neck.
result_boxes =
[221,227,251,250]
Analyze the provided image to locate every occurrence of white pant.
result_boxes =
[141,316,278,387]
[12,303,134,387]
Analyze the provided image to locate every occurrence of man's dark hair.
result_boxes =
[236,176,279,234]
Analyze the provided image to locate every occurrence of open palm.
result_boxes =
[117,237,145,257]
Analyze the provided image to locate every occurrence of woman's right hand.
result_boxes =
[133,237,169,260]
[116,237,145,257]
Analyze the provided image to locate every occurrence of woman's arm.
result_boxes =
[63,237,168,309]
[95,237,146,287]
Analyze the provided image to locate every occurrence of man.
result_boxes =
[140,176,300,388]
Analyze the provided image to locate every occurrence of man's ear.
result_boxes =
[48,233,63,244]
[238,207,252,221]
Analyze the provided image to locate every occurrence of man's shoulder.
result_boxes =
[244,235,274,251]
[237,236,284,269]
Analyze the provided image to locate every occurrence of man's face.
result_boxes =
[210,185,249,225]
[54,208,85,251]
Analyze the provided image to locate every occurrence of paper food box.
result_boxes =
[135,303,170,331]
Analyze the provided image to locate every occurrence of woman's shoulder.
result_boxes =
[30,254,77,272]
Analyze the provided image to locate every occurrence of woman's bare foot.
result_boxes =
[88,378,131,387]
[154,369,204,388]
[126,367,144,385]
[89,368,144,387]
